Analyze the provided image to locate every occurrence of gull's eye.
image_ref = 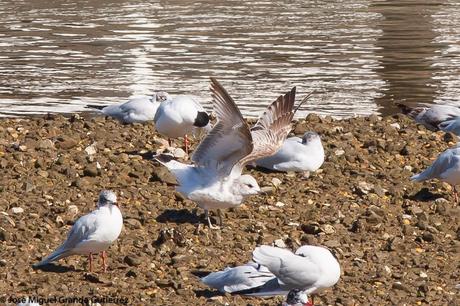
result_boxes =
[247,184,254,188]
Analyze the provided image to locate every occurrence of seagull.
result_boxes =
[33,190,123,272]
[155,78,311,228]
[153,95,211,154]
[438,117,460,137]
[396,103,460,131]
[200,244,340,305]
[254,131,324,173]
[411,143,460,203]
[87,91,171,124]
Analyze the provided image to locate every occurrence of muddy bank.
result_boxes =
[0,113,458,305]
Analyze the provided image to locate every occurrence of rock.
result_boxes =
[83,165,99,177]
[84,143,97,156]
[126,218,142,229]
[260,186,274,195]
[390,123,400,129]
[322,224,335,234]
[301,223,321,235]
[57,136,78,150]
[421,232,434,242]
[150,166,177,185]
[274,239,286,248]
[275,201,285,207]
[0,229,9,241]
[173,148,186,159]
[271,177,282,188]
[124,255,141,267]
[11,207,24,214]
[334,149,345,156]
[38,139,55,150]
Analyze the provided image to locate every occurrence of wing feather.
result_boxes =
[238,87,311,168]
[191,78,253,176]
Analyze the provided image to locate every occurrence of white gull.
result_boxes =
[33,190,123,272]
[255,131,324,173]
[156,77,310,227]
[411,143,460,203]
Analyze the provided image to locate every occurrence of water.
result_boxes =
[0,0,459,118]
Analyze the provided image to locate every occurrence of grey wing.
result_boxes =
[252,245,319,289]
[411,149,454,181]
[202,262,275,293]
[191,78,253,176]
[59,212,99,251]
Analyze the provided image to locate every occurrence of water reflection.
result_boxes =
[0,0,459,118]
[372,0,444,115]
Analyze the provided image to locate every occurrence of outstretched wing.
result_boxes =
[237,87,311,170]
[191,78,253,176]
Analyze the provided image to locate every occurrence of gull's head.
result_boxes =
[301,131,321,145]
[283,289,310,306]
[155,91,172,103]
[237,175,260,196]
[98,190,117,207]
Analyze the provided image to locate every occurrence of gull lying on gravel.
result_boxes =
[255,131,324,173]
[87,92,171,124]
[33,190,123,272]
[154,95,211,154]
[156,77,311,228]
[201,244,340,305]
[396,103,460,131]
[411,143,460,203]
[438,117,460,137]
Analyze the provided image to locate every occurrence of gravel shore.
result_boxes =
[0,113,458,305]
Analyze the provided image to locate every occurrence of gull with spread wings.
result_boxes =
[156,78,311,228]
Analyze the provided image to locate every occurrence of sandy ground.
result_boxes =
[0,113,458,305]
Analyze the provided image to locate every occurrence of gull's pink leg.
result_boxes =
[101,251,107,272]
[184,134,189,154]
[88,253,93,272]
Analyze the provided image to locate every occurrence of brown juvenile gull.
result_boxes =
[156,77,311,228]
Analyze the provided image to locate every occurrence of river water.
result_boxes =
[0,0,459,118]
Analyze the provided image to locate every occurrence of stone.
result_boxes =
[124,255,141,267]
[274,239,286,248]
[11,207,24,214]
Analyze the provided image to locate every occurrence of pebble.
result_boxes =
[334,149,345,156]
[84,143,97,155]
[271,177,282,187]
[124,255,141,267]
[11,207,24,214]
[173,148,186,159]
[273,239,286,248]
[275,201,285,207]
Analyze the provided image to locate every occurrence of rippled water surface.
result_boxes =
[1,0,459,118]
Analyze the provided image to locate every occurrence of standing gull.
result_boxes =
[396,103,460,131]
[255,131,324,173]
[156,78,310,228]
[411,143,460,203]
[33,190,123,272]
[87,91,171,124]
[200,244,340,305]
[154,95,211,154]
